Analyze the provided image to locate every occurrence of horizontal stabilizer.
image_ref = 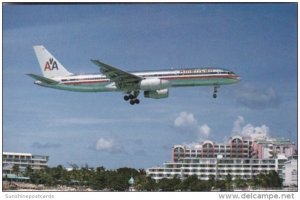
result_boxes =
[27,74,59,85]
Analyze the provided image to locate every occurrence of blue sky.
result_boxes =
[3,3,297,169]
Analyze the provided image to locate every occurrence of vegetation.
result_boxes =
[15,165,283,191]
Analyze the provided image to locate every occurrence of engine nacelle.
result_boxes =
[144,89,169,99]
[140,78,170,91]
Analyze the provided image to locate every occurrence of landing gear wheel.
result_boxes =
[130,99,135,105]
[129,99,140,105]
[125,91,141,105]
[129,94,134,99]
[124,95,130,101]
[213,85,219,99]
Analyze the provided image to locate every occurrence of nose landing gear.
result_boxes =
[213,86,220,98]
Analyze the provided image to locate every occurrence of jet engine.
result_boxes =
[144,89,169,99]
[140,78,170,90]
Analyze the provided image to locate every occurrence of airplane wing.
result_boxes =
[27,74,59,85]
[91,60,143,90]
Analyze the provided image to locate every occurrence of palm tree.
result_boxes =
[12,164,19,173]
[268,171,282,188]
[225,173,232,191]
[24,165,33,177]
[234,175,247,189]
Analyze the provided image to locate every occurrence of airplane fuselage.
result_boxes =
[30,45,240,104]
[35,67,240,93]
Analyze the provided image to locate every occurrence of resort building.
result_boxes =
[146,136,297,183]
[2,152,49,175]
[282,155,298,187]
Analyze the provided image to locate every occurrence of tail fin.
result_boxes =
[33,45,72,78]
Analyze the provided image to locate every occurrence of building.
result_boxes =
[252,138,296,159]
[146,136,297,182]
[282,156,298,187]
[172,136,295,162]
[2,152,49,175]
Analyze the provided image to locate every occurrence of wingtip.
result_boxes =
[90,59,99,63]
[91,59,105,66]
[26,73,34,77]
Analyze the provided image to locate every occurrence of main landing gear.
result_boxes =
[213,86,220,98]
[124,91,140,105]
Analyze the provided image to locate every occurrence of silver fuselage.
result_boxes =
[35,67,240,92]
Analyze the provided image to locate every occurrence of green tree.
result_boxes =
[158,176,181,191]
[52,165,67,184]
[207,175,216,188]
[117,167,139,178]
[248,175,259,188]
[215,180,226,190]
[225,173,233,191]
[110,172,129,191]
[91,167,107,190]
[256,173,268,188]
[142,176,157,191]
[181,175,198,191]
[234,175,247,189]
[138,169,146,175]
[135,175,157,191]
[24,165,33,177]
[248,171,282,189]
[95,166,106,173]
[12,165,20,176]
[12,164,21,182]
[267,171,282,188]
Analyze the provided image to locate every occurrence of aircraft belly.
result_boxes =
[37,77,237,92]
[41,83,118,92]
[170,78,237,87]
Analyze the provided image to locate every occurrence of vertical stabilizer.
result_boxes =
[33,45,72,78]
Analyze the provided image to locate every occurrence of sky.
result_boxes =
[2,3,298,169]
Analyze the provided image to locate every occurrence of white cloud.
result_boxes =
[174,111,211,140]
[241,124,269,139]
[197,124,211,137]
[232,116,269,139]
[174,112,197,127]
[235,85,281,110]
[232,116,245,135]
[95,138,122,153]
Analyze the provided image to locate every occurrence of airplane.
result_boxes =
[28,45,240,105]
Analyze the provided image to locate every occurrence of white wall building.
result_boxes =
[2,152,49,174]
[147,157,288,181]
[146,136,297,182]
[282,156,298,187]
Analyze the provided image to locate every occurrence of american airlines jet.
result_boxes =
[28,45,240,105]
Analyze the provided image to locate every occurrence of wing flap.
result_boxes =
[91,60,142,90]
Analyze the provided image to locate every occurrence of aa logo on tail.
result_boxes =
[44,58,59,71]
